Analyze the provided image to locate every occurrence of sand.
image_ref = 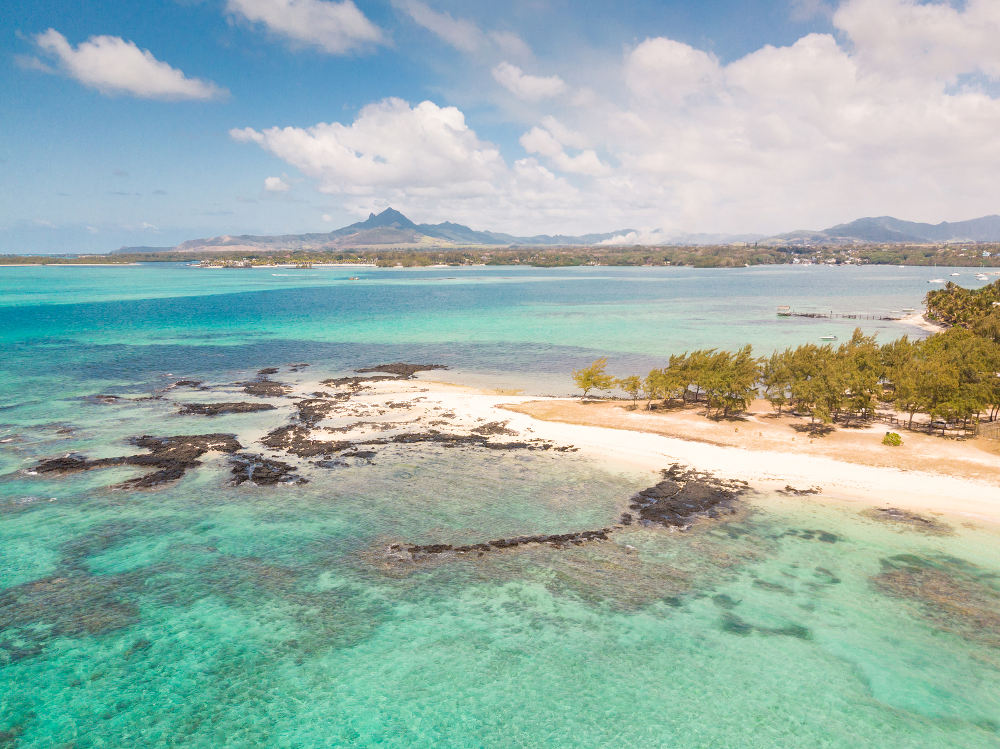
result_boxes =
[291,376,1000,525]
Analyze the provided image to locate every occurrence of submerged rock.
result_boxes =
[862,507,953,535]
[31,433,242,489]
[178,402,277,416]
[241,379,291,397]
[391,527,613,561]
[872,554,1000,647]
[355,363,448,379]
[229,454,303,485]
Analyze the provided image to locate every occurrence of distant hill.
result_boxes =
[171,208,633,252]
[143,209,1000,254]
[769,215,1000,245]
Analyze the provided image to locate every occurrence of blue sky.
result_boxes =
[2,0,999,252]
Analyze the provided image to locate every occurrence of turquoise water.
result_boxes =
[2,264,999,747]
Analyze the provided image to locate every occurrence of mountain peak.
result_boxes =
[357,207,416,229]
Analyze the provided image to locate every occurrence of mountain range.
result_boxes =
[160,208,632,254]
[121,209,1000,254]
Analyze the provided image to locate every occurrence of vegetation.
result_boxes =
[575,282,1000,436]
[926,279,1000,341]
[573,358,616,399]
[882,432,902,446]
[4,243,1000,269]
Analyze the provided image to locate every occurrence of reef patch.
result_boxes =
[31,433,242,489]
[624,465,749,529]
[178,402,277,416]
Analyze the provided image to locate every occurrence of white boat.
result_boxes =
[976,273,988,281]
[820,335,837,341]
[901,307,916,313]
[928,278,945,283]
[950,272,960,276]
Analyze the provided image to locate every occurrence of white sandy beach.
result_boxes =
[283,375,1000,525]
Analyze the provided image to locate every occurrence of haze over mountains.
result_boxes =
[132,209,1000,254]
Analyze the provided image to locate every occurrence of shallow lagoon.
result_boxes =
[2,264,998,747]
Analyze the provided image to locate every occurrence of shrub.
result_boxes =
[882,432,903,446]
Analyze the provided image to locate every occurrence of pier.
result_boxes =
[776,305,902,321]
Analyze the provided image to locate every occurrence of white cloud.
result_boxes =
[833,0,1000,81]
[229,0,1000,238]
[264,175,291,191]
[492,62,566,101]
[231,98,506,193]
[625,38,720,105]
[227,0,383,55]
[31,29,224,100]
[519,125,608,176]
[399,0,483,53]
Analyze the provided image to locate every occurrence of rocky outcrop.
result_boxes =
[624,465,748,529]
[178,402,277,416]
[229,454,303,485]
[32,433,242,489]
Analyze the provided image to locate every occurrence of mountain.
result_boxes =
[171,208,633,253]
[768,214,1000,244]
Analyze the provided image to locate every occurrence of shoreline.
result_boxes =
[899,310,948,334]
[358,377,1000,525]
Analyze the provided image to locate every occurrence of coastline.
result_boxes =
[291,376,1000,525]
[899,310,947,334]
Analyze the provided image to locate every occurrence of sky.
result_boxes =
[2,0,1000,252]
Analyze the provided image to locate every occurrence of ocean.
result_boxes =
[1,263,998,747]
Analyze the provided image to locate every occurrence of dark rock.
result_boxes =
[471,421,517,436]
[33,455,91,473]
[242,379,291,397]
[178,402,277,416]
[399,527,612,560]
[356,363,448,379]
[261,425,349,457]
[30,434,242,489]
[229,454,303,485]
[257,367,279,375]
[862,507,953,535]
[627,464,748,529]
[172,379,203,388]
[777,485,822,496]
[294,397,348,426]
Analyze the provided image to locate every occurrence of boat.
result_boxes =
[901,307,916,313]
[950,272,960,276]
[348,276,360,281]
[820,335,837,341]
[976,273,989,281]
[776,305,792,317]
[927,278,945,283]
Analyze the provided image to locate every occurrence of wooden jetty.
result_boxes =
[777,306,901,321]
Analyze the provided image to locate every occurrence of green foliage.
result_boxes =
[616,375,642,406]
[882,432,902,446]
[573,358,616,398]
[579,299,1000,431]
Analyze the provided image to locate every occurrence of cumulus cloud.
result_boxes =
[625,38,720,104]
[31,29,224,100]
[264,175,291,191]
[833,0,1000,81]
[519,124,608,176]
[227,0,383,54]
[231,98,506,193]
[492,62,566,101]
[230,0,1000,237]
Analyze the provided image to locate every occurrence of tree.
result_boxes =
[617,375,642,408]
[760,349,793,414]
[573,358,615,399]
